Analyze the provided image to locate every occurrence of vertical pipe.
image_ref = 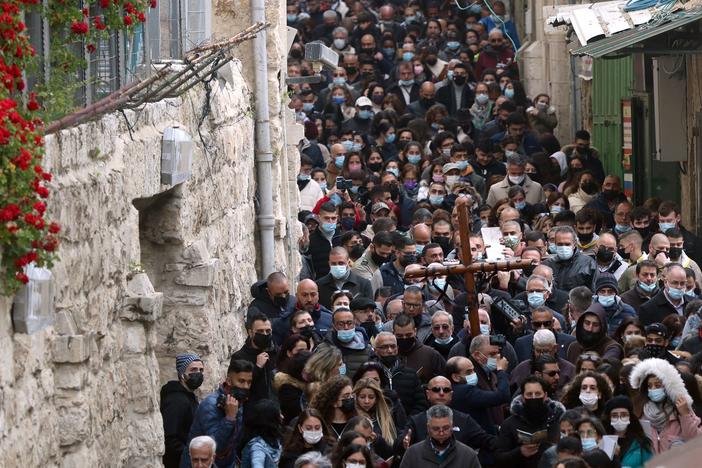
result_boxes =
[251,0,275,276]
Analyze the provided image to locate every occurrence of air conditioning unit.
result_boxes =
[161,126,193,185]
[653,57,687,161]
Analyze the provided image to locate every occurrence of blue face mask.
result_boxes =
[382,47,395,57]
[447,40,460,50]
[550,206,563,214]
[358,110,373,120]
[329,193,342,206]
[335,155,345,168]
[597,295,616,308]
[581,438,598,452]
[337,329,356,343]
[685,290,698,298]
[302,102,315,113]
[341,140,354,152]
[399,79,415,87]
[615,224,632,234]
[415,244,424,256]
[639,281,657,293]
[318,182,327,191]
[330,264,348,279]
[433,278,446,291]
[527,292,545,308]
[515,201,526,210]
[486,357,497,371]
[332,96,345,105]
[671,336,682,347]
[351,143,363,153]
[648,387,666,402]
[333,77,346,86]
[659,222,676,233]
[548,244,557,254]
[338,363,347,375]
[480,324,490,335]
[455,160,468,171]
[402,52,414,61]
[504,88,515,99]
[349,185,359,194]
[465,372,478,386]
[555,245,574,260]
[435,336,453,345]
[287,14,298,23]
[298,173,311,181]
[386,133,396,143]
[321,222,337,234]
[429,195,444,206]
[407,154,422,165]
[387,167,399,177]
[667,287,684,300]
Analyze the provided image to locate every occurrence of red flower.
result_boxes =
[123,15,133,26]
[150,0,157,7]
[42,172,52,181]
[137,12,146,22]
[33,201,46,214]
[36,186,49,198]
[87,43,96,53]
[71,21,89,34]
[15,272,29,284]
[82,8,88,16]
[49,222,61,234]
[27,92,39,111]
[100,0,110,7]
[23,212,36,224]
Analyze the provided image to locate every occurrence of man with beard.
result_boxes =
[637,322,681,364]
[566,303,623,363]
[400,405,481,468]
[352,230,393,282]
[372,236,417,294]
[231,313,276,401]
[666,228,702,285]
[494,376,565,468]
[272,279,332,345]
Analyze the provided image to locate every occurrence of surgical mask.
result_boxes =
[435,336,453,345]
[555,245,574,260]
[445,175,460,187]
[383,47,395,57]
[671,336,682,347]
[581,438,598,452]
[298,173,311,181]
[527,292,546,308]
[550,206,563,215]
[465,373,478,386]
[330,265,348,279]
[329,193,342,206]
[302,102,315,113]
[386,133,396,143]
[579,392,599,408]
[447,40,460,50]
[432,278,446,291]
[337,329,356,342]
[335,155,345,168]
[358,110,373,120]
[615,224,632,234]
[405,180,418,191]
[415,244,424,256]
[387,167,399,177]
[321,222,337,234]
[485,357,497,371]
[514,201,526,210]
[508,175,525,185]
[611,418,630,432]
[659,222,676,233]
[413,65,424,75]
[407,154,422,165]
[429,195,444,206]
[667,286,684,301]
[442,148,451,157]
[332,96,345,105]
[287,14,298,23]
[432,175,445,183]
[399,79,415,87]
[334,38,347,50]
[345,463,365,468]
[455,160,469,171]
[339,363,347,375]
[648,388,666,403]
[504,88,515,99]
[480,324,490,335]
[302,429,324,444]
[685,290,698,298]
[548,244,557,254]
[597,295,616,308]
[402,51,414,61]
[475,93,489,105]
[503,235,519,249]
[333,76,347,85]
[318,182,327,191]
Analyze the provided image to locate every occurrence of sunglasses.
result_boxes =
[543,370,560,377]
[532,320,553,328]
[429,386,452,394]
[579,354,601,362]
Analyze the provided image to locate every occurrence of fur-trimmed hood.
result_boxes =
[629,358,693,406]
[273,372,306,392]
[510,394,566,424]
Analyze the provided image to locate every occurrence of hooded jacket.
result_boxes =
[566,303,623,363]
[494,396,565,468]
[230,338,277,401]
[595,296,636,336]
[322,329,371,377]
[247,280,297,321]
[160,380,199,468]
[629,358,702,453]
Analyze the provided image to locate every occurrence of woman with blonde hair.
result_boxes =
[303,343,343,399]
[352,378,397,446]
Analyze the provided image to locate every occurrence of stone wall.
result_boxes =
[0,55,297,466]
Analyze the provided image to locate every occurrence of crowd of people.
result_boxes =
[159,0,702,467]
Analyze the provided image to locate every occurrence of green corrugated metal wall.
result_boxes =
[591,56,634,181]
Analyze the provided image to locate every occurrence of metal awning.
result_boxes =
[571,9,702,57]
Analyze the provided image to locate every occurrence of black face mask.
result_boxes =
[185,372,204,391]
[522,265,535,277]
[371,251,390,266]
[231,387,250,401]
[350,244,365,259]
[453,75,467,86]
[581,181,598,195]
[433,236,454,256]
[426,57,438,66]
[602,189,620,201]
[345,66,358,75]
[379,354,397,368]
[397,336,416,354]
[577,328,599,347]
[359,320,377,338]
[596,248,614,263]
[253,332,272,350]
[273,294,289,308]
[578,232,594,244]
[399,253,418,267]
[645,344,666,358]
[340,397,356,413]
[367,162,382,172]
[420,97,435,108]
[669,247,683,260]
[635,226,650,239]
[617,247,629,261]
[300,325,316,339]
[523,398,547,420]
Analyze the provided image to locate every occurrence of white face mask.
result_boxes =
[610,417,630,432]
[345,463,366,468]
[445,175,460,188]
[579,392,599,409]
[508,174,525,185]
[302,429,324,444]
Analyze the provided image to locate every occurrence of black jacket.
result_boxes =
[436,82,475,115]
[450,364,511,435]
[639,289,691,326]
[247,279,297,321]
[542,251,597,292]
[584,192,627,229]
[680,224,702,267]
[160,380,199,468]
[387,82,420,106]
[376,359,428,416]
[494,396,565,468]
[315,270,374,309]
[620,284,658,313]
[308,228,334,280]
[513,331,576,362]
[230,339,277,401]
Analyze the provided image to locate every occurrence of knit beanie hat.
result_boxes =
[176,353,202,376]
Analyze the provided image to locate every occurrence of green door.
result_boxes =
[592,56,633,182]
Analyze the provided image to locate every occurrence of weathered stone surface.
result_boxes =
[54,364,87,390]
[53,335,89,364]
[174,259,219,287]
[182,240,210,264]
[121,273,164,323]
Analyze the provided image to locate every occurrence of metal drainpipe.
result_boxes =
[252,0,275,277]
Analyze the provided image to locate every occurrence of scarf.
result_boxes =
[643,400,674,432]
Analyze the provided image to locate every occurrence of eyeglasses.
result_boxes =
[579,354,601,362]
[432,324,450,331]
[543,370,560,377]
[429,386,452,393]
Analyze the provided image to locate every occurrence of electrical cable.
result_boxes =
[453,0,519,56]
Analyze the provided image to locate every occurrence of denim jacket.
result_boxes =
[240,436,281,468]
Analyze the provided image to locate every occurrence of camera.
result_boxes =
[336,176,353,191]
[492,296,522,322]
[216,393,228,410]
[490,334,506,348]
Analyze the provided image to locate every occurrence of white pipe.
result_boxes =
[252,0,275,277]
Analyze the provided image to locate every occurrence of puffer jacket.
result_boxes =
[543,250,597,292]
[629,358,702,454]
[495,396,565,468]
[566,303,623,363]
[247,280,297,320]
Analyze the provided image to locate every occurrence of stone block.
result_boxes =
[182,240,210,264]
[123,323,147,354]
[175,259,218,287]
[58,404,91,446]
[121,273,164,323]
[54,310,78,336]
[54,364,87,390]
[53,335,89,363]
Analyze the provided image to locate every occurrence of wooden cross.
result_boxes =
[405,198,534,337]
